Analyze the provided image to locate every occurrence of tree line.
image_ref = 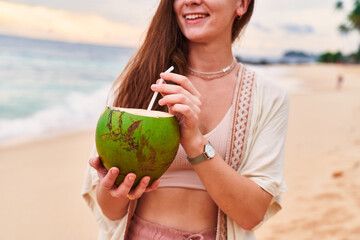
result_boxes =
[319,0,360,63]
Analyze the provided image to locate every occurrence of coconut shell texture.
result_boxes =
[95,107,180,188]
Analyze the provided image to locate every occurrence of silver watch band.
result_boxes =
[186,141,215,165]
[186,153,210,165]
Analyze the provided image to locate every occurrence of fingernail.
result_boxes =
[158,99,163,105]
[111,168,118,174]
[128,176,135,182]
[144,178,150,184]
[151,84,157,90]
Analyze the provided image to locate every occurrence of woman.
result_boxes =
[82,0,289,239]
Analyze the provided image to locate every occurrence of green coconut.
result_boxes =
[95,107,180,188]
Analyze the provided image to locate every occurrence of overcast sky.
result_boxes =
[1,0,359,57]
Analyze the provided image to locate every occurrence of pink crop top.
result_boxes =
[158,105,233,190]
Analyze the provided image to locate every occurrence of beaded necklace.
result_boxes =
[187,57,237,80]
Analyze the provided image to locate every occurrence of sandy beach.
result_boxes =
[0,131,99,239]
[256,64,360,240]
[0,64,359,239]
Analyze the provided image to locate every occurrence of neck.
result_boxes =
[187,40,234,74]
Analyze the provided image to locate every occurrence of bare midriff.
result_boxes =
[135,187,218,233]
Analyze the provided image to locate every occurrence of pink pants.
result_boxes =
[127,214,217,240]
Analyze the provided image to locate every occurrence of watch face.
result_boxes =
[205,143,216,158]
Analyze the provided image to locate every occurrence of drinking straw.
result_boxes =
[147,66,174,111]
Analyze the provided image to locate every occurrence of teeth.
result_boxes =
[185,14,207,20]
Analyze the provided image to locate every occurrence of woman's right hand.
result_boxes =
[89,156,160,200]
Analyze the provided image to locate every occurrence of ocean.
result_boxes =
[0,35,135,145]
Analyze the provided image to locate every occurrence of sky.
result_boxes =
[0,0,359,57]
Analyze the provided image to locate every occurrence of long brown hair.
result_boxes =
[112,0,255,111]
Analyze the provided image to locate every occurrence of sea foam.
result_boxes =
[0,85,111,145]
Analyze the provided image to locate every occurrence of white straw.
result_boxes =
[147,66,174,111]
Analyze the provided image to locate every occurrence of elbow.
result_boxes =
[235,213,265,231]
[106,214,122,221]
[103,210,127,221]
[237,219,262,231]
[237,193,273,230]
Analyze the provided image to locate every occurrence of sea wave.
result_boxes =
[0,85,111,145]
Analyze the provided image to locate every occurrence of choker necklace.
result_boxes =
[187,57,237,80]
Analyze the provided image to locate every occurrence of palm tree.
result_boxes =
[348,1,360,32]
[336,0,360,34]
[335,1,344,10]
[335,0,360,62]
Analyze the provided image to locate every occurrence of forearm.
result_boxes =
[96,186,130,221]
[193,154,272,230]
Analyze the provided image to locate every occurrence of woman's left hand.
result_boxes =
[151,72,205,153]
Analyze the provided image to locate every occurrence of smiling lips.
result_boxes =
[184,13,209,21]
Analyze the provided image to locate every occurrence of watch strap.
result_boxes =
[187,153,210,165]
[186,141,214,165]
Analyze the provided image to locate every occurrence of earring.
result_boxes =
[236,15,242,20]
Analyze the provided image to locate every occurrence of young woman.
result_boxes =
[82,0,289,239]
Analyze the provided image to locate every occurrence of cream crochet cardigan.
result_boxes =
[82,64,289,240]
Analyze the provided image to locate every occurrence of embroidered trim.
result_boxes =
[217,65,256,240]
[240,78,256,165]
[217,210,228,240]
[124,201,137,239]
[228,66,255,169]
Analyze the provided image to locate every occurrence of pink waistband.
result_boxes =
[128,214,216,240]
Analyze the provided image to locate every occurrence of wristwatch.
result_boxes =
[187,141,216,165]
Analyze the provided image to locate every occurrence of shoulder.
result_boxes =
[243,65,289,105]
[256,72,287,100]
[241,64,289,116]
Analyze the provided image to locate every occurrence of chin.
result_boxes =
[184,32,212,44]
[186,37,207,44]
